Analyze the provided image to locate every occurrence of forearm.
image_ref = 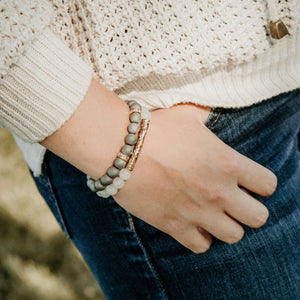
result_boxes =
[40,79,129,179]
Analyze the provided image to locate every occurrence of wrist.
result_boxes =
[40,78,130,178]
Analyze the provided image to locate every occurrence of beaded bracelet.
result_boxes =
[86,100,151,198]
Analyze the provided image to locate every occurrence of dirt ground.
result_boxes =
[0,129,105,300]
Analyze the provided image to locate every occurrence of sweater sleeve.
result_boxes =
[0,0,93,143]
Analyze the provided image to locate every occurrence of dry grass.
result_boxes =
[0,129,105,300]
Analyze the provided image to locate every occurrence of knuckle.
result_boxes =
[208,187,227,204]
[223,156,240,176]
[163,218,181,234]
[227,229,244,244]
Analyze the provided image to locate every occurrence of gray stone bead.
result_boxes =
[100,174,113,185]
[121,144,133,156]
[128,122,140,134]
[130,102,142,110]
[107,166,120,178]
[125,133,137,145]
[94,180,105,191]
[114,158,126,169]
[130,112,141,123]
[87,179,97,192]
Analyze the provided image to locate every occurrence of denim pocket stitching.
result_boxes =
[40,158,71,238]
[205,108,223,129]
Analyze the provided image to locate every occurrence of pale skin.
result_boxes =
[41,79,277,253]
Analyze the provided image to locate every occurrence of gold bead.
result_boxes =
[269,20,289,39]
[126,119,150,171]
[130,107,142,114]
[117,152,130,162]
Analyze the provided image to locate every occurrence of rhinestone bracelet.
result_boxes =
[86,100,151,198]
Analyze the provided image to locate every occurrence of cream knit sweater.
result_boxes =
[1,0,300,176]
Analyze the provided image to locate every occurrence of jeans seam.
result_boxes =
[44,178,71,238]
[42,153,72,238]
[125,212,169,300]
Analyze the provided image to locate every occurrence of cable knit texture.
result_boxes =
[0,0,52,78]
[0,0,299,175]
[49,0,297,90]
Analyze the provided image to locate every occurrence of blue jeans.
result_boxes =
[32,89,300,300]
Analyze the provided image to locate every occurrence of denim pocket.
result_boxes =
[204,107,223,129]
[33,158,71,238]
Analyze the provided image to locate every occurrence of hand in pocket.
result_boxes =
[113,104,277,253]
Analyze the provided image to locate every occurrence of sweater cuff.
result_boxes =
[0,27,93,143]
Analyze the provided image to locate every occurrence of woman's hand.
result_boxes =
[41,79,276,253]
[113,104,277,253]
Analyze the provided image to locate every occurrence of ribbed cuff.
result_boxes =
[0,27,93,143]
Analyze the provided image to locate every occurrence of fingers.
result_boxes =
[167,186,268,253]
[234,152,277,196]
[198,211,245,245]
[170,225,213,254]
[225,188,269,228]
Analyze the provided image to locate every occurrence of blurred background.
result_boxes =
[0,129,105,300]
